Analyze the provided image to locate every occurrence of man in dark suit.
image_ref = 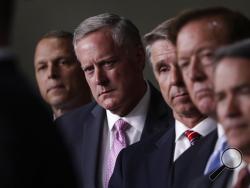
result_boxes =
[0,1,76,187]
[56,13,173,188]
[108,17,217,188]
[191,38,250,188]
[172,6,250,188]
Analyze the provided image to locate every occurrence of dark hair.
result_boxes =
[214,38,250,63]
[73,13,143,50]
[143,18,176,59]
[173,6,250,44]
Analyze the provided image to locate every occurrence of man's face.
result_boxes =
[215,57,250,154]
[150,39,198,117]
[34,38,87,108]
[74,29,145,116]
[177,17,229,115]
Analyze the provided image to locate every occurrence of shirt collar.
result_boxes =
[175,117,217,141]
[106,81,150,132]
[217,123,225,138]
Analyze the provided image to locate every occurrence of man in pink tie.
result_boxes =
[57,13,174,188]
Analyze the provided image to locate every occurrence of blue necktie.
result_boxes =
[204,137,228,174]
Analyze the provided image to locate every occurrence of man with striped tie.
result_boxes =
[109,17,216,188]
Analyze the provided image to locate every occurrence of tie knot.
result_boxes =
[184,130,201,145]
[114,119,129,132]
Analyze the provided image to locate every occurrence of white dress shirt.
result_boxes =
[174,117,217,161]
[99,82,151,188]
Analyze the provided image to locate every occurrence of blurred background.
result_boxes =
[12,0,250,88]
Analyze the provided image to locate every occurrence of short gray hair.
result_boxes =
[143,18,176,61]
[73,13,143,49]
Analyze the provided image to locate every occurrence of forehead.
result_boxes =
[35,38,73,62]
[150,40,176,64]
[177,17,229,53]
[75,29,125,64]
[215,57,250,90]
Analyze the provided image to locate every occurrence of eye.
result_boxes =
[102,60,117,69]
[158,64,170,73]
[58,58,74,66]
[36,63,47,72]
[237,85,250,95]
[178,59,189,70]
[215,92,225,103]
[83,65,94,76]
[199,50,214,66]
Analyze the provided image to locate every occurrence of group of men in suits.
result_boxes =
[4,0,250,187]
[109,6,250,188]
[55,6,250,188]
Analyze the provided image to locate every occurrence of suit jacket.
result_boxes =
[57,82,174,188]
[0,58,76,187]
[172,129,218,188]
[189,169,232,188]
[109,124,218,188]
[109,125,176,188]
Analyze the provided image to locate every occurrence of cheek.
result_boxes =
[205,66,214,82]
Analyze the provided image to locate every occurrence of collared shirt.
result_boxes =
[203,123,226,174]
[99,82,150,188]
[174,117,217,161]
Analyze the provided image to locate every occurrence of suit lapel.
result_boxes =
[141,83,174,139]
[82,104,106,187]
[141,126,175,188]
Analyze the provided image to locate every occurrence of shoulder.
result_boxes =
[56,102,97,124]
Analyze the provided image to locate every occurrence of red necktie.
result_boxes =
[184,130,201,145]
[234,166,250,188]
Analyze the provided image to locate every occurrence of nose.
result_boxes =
[224,94,241,118]
[189,56,207,82]
[48,63,59,79]
[94,67,108,85]
[170,65,184,86]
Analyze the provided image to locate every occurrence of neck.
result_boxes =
[173,111,206,128]
[112,80,147,116]
[52,94,92,119]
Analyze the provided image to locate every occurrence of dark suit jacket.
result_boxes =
[189,169,232,188]
[172,129,218,188]
[109,125,218,188]
[109,125,176,188]
[0,58,76,187]
[56,82,174,188]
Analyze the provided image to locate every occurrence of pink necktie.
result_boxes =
[104,119,129,188]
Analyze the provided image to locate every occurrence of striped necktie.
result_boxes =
[184,130,201,145]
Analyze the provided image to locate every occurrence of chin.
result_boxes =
[197,99,215,115]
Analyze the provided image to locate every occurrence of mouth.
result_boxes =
[47,85,65,93]
[98,89,114,97]
[195,88,213,98]
[172,92,188,100]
